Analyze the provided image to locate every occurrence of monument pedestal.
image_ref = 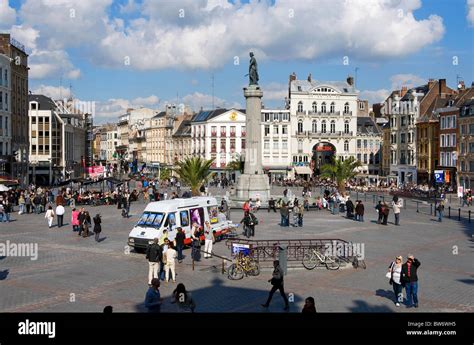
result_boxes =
[234,173,271,205]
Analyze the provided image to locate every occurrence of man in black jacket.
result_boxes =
[268,198,277,213]
[146,238,162,286]
[401,255,421,308]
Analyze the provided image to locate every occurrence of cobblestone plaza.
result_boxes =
[0,188,472,313]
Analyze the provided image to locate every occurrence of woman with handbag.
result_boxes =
[261,260,289,311]
[388,256,403,307]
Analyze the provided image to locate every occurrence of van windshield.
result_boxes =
[137,212,165,228]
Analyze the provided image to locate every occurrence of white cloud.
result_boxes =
[32,85,71,99]
[132,95,160,106]
[262,82,288,102]
[93,0,445,71]
[180,92,241,111]
[359,89,391,105]
[28,49,81,80]
[0,0,16,30]
[390,73,425,90]
[468,0,474,25]
[119,0,140,14]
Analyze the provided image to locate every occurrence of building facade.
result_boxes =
[355,117,382,182]
[191,109,246,176]
[0,34,29,182]
[0,54,11,177]
[288,73,358,178]
[458,98,474,190]
[261,109,292,180]
[28,95,87,185]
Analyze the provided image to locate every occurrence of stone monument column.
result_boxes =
[233,84,270,204]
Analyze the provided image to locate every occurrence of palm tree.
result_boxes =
[320,156,361,192]
[175,157,215,196]
[226,158,244,174]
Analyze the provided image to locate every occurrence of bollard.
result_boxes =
[192,256,195,271]
[448,206,451,218]
[469,210,471,223]
[356,191,359,201]
[458,208,461,221]
[373,195,376,204]
[222,259,225,274]
[416,201,419,213]
[430,204,433,215]
[364,193,367,202]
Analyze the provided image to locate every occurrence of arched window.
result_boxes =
[298,121,303,133]
[330,120,335,133]
[297,101,303,113]
[344,140,349,152]
[321,102,326,113]
[344,120,349,134]
[330,102,335,113]
[312,120,317,133]
[344,102,349,114]
[321,120,326,133]
[312,102,317,113]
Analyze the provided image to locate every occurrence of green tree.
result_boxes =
[159,167,172,180]
[226,157,244,174]
[175,157,215,196]
[320,156,361,192]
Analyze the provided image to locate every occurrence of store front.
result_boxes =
[312,142,336,175]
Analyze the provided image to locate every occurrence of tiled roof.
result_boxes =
[192,108,246,123]
[357,117,382,135]
[28,94,56,111]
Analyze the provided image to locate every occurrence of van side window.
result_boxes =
[180,210,190,227]
[164,212,176,227]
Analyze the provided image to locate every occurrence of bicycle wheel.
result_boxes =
[325,257,340,270]
[248,262,260,276]
[227,264,244,280]
[302,253,319,270]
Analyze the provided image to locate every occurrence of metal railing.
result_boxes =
[225,238,352,264]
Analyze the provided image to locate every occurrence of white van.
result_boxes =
[127,197,233,251]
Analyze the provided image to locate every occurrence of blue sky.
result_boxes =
[1,0,473,123]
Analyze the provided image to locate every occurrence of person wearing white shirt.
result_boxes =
[56,205,65,228]
[203,221,215,259]
[45,206,55,228]
[165,243,177,283]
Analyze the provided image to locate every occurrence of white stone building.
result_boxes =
[191,108,246,177]
[355,117,383,183]
[0,54,11,172]
[261,109,292,180]
[288,73,358,178]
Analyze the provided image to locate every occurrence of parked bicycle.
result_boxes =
[302,247,340,270]
[227,253,260,280]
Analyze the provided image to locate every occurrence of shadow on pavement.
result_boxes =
[134,276,303,313]
[348,299,393,312]
[98,237,107,243]
[0,269,9,280]
[375,289,395,303]
[457,279,474,285]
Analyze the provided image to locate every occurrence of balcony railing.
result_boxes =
[211,147,217,153]
[230,132,236,137]
[211,131,217,136]
[242,131,246,137]
[220,132,227,137]
[309,131,353,137]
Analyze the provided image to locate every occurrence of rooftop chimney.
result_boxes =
[400,86,408,98]
[438,79,447,95]
[427,78,435,90]
[289,72,297,83]
[347,76,354,86]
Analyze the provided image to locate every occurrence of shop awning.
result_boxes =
[294,166,312,175]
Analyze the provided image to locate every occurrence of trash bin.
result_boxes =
[278,245,288,276]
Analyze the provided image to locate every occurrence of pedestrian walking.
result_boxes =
[82,211,91,237]
[144,278,163,313]
[2,200,11,222]
[45,205,55,228]
[172,283,196,313]
[71,208,80,232]
[145,238,162,285]
[165,242,177,283]
[302,297,317,313]
[355,200,364,222]
[203,221,215,258]
[346,197,354,219]
[93,214,102,242]
[381,202,389,225]
[392,196,402,226]
[298,203,304,227]
[375,201,383,224]
[261,260,289,311]
[175,227,185,263]
[436,200,445,222]
[291,205,299,227]
[191,223,202,262]
[388,256,403,306]
[279,203,288,226]
[18,194,26,215]
[25,194,31,214]
[401,255,421,308]
[56,204,65,228]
